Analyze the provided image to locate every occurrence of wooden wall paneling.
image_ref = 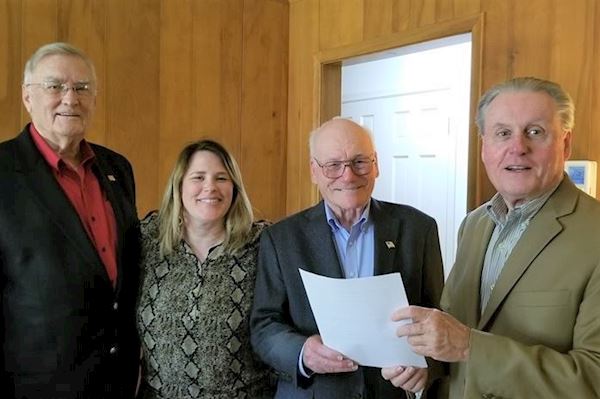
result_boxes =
[219,0,244,159]
[21,0,58,53]
[212,0,243,157]
[20,0,59,127]
[287,0,319,213]
[479,0,508,86]
[105,0,160,216]
[0,0,23,142]
[467,13,486,209]
[362,0,395,39]
[58,0,107,145]
[589,0,600,196]
[550,0,595,162]
[318,62,341,124]
[191,0,243,158]
[510,0,553,77]
[158,0,194,207]
[453,0,481,17]
[315,14,482,64]
[476,0,510,203]
[240,0,289,221]
[318,0,364,50]
[391,0,411,32]
[434,0,457,22]
[407,0,437,28]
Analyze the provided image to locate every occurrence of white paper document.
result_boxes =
[299,269,426,368]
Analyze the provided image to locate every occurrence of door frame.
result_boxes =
[313,13,486,210]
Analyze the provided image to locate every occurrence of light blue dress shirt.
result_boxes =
[324,202,375,279]
[299,201,375,377]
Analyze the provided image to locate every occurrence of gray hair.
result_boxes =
[23,42,97,84]
[476,77,575,134]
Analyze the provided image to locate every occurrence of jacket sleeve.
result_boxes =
[249,228,309,388]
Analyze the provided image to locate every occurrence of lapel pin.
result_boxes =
[385,241,395,249]
[107,175,116,182]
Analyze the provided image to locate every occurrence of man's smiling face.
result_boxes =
[481,90,571,208]
[22,54,96,147]
[310,119,379,216]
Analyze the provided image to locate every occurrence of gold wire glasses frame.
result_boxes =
[313,157,375,179]
[24,81,95,97]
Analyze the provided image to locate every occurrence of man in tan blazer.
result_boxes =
[380,77,600,398]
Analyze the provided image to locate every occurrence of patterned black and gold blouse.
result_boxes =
[137,212,274,399]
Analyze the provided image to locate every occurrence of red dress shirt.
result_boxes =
[30,125,118,286]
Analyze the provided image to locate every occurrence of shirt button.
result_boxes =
[109,346,118,355]
[91,216,96,222]
[101,247,106,252]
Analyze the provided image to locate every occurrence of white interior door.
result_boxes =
[341,34,471,277]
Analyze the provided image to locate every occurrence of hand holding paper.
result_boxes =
[299,269,426,368]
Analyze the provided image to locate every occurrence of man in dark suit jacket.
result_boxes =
[250,118,445,398]
[0,42,140,398]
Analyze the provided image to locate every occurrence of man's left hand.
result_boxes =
[381,365,427,392]
[393,305,471,362]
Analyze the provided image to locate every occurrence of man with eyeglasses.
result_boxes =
[251,118,445,398]
[0,42,140,398]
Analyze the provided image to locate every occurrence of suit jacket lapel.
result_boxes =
[478,180,577,329]
[13,129,103,268]
[92,154,127,290]
[370,199,399,276]
[303,202,344,278]
[451,213,495,328]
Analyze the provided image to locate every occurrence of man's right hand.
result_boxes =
[302,334,358,374]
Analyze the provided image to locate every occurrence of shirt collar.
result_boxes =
[324,200,371,232]
[485,178,562,226]
[29,124,95,171]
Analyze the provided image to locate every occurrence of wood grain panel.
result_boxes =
[214,0,243,158]
[191,0,243,157]
[363,0,394,39]
[549,0,595,161]
[287,0,320,213]
[158,0,194,205]
[453,0,480,16]
[20,0,58,127]
[592,0,600,193]
[391,0,411,32]
[319,0,364,49]
[408,0,436,28]
[0,0,23,142]
[58,0,107,144]
[106,0,160,216]
[240,0,288,221]
[510,0,553,77]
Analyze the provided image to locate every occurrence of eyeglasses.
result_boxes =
[313,156,375,179]
[24,81,95,97]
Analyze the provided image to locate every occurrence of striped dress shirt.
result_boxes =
[479,182,561,313]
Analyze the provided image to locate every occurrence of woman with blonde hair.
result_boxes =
[137,139,273,398]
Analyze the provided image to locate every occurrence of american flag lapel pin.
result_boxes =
[107,174,116,182]
[385,241,395,249]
